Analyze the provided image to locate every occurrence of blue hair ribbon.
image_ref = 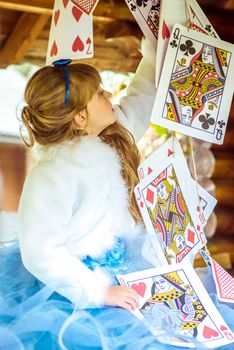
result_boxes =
[52,59,72,106]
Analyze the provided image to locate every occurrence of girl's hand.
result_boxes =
[104,286,139,311]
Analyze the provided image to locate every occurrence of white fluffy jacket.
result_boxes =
[18,40,157,308]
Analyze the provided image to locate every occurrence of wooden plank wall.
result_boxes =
[0,142,26,211]
[212,101,234,239]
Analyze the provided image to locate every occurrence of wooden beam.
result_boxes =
[216,206,234,237]
[0,0,53,15]
[0,0,233,17]
[0,12,49,66]
[198,0,234,10]
[0,0,135,20]
[214,178,234,207]
[213,156,234,178]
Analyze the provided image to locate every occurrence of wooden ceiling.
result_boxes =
[0,0,233,72]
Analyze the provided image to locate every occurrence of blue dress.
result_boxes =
[0,235,233,350]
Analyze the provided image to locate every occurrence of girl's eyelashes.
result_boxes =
[97,89,104,97]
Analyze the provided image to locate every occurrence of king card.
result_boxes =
[125,0,160,47]
[117,263,234,348]
[46,0,94,65]
[151,24,234,144]
[135,154,206,265]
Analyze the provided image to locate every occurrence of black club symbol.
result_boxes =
[136,0,149,7]
[170,40,177,48]
[199,113,215,130]
[180,40,196,56]
[218,120,226,128]
[155,4,160,11]
[205,24,212,33]
[130,3,136,11]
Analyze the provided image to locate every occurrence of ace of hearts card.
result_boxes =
[117,263,234,348]
[151,24,234,144]
[46,0,95,65]
[135,153,206,265]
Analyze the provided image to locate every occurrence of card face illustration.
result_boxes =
[155,0,219,86]
[151,24,234,144]
[125,0,160,47]
[137,136,216,224]
[46,0,93,65]
[135,155,206,265]
[117,263,234,348]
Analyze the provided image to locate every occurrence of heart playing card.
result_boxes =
[46,0,94,65]
[117,262,234,348]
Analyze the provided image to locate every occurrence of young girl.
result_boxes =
[18,39,158,310]
[0,39,159,349]
[0,39,233,350]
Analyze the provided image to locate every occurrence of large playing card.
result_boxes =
[151,24,234,144]
[125,0,160,47]
[156,0,219,86]
[46,0,93,65]
[137,136,217,223]
[135,154,206,265]
[117,263,234,348]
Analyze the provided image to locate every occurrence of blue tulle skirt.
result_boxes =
[0,238,234,350]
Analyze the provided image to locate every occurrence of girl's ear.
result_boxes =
[73,111,87,129]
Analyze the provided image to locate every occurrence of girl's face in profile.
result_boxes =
[85,87,116,135]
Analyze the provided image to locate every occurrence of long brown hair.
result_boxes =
[21,63,141,223]
[100,121,141,223]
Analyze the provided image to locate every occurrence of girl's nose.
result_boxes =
[104,90,112,99]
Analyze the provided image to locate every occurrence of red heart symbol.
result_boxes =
[221,325,228,331]
[54,10,60,26]
[72,36,84,52]
[203,326,219,339]
[147,167,153,175]
[86,37,91,44]
[168,148,173,157]
[162,20,170,40]
[62,0,69,8]
[72,6,83,22]
[50,41,58,57]
[131,282,146,297]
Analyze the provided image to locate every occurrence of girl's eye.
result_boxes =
[98,89,104,97]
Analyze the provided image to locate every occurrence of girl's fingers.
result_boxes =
[127,287,139,298]
[120,301,133,312]
[126,289,140,306]
[124,296,139,310]
[121,286,139,301]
